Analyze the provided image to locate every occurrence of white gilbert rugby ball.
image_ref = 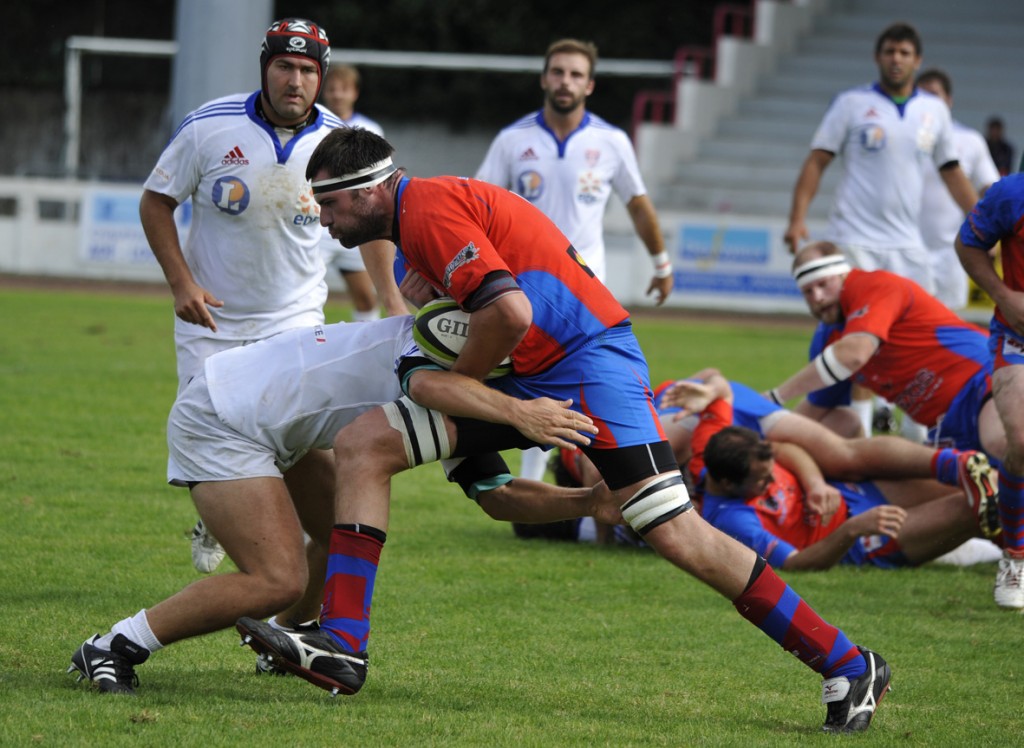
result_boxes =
[413,297,513,379]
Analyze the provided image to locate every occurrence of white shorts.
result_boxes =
[323,244,367,274]
[166,373,286,486]
[175,336,256,394]
[837,243,934,294]
[927,245,969,310]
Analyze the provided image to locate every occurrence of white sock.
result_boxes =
[268,615,316,631]
[98,609,163,653]
[519,446,548,482]
[352,308,380,323]
[900,415,928,443]
[851,398,873,437]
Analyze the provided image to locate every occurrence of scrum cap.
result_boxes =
[260,18,330,101]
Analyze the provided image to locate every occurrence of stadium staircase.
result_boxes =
[645,0,1024,221]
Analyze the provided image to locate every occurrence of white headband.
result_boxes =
[311,157,396,193]
[792,255,851,288]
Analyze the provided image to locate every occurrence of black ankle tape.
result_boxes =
[335,523,387,544]
[743,555,767,593]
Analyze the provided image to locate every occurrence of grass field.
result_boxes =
[1,286,1021,746]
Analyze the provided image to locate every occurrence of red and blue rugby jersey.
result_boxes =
[959,172,1024,328]
[812,268,988,427]
[393,176,629,376]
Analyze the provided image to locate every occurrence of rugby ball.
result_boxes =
[413,297,513,379]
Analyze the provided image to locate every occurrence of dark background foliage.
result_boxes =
[10,0,725,130]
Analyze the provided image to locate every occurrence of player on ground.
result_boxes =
[476,38,673,484]
[536,372,1001,563]
[238,128,891,734]
[681,372,999,570]
[67,315,615,694]
[956,172,1024,608]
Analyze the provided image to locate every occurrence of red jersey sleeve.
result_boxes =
[838,269,911,344]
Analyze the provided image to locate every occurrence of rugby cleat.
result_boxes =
[254,619,321,676]
[821,647,891,733]
[68,634,149,695]
[994,551,1024,610]
[236,616,367,696]
[957,452,1001,540]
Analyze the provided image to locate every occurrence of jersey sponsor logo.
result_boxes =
[576,170,603,205]
[518,147,539,161]
[516,170,544,200]
[1001,334,1024,363]
[847,303,869,321]
[442,242,480,289]
[860,125,886,151]
[294,188,320,225]
[211,176,250,215]
[221,146,249,165]
[916,113,937,153]
[566,245,595,278]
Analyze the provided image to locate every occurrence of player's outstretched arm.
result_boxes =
[407,368,596,449]
[782,505,906,571]
[478,479,621,526]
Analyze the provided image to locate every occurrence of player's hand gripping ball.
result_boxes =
[413,297,513,379]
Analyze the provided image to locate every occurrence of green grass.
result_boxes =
[1,287,1021,746]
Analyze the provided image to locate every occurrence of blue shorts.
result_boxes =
[831,480,909,568]
[989,317,1024,370]
[927,365,993,452]
[493,323,665,450]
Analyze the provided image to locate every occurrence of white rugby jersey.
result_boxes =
[475,111,647,281]
[811,84,958,249]
[204,316,415,466]
[920,120,1000,251]
[145,91,347,343]
[337,111,384,136]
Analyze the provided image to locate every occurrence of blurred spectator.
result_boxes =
[985,116,1016,176]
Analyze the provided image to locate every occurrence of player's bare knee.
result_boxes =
[333,410,397,469]
[620,473,692,535]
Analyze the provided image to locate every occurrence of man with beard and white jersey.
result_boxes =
[67,314,611,695]
[915,68,1000,311]
[476,38,673,483]
[784,22,978,284]
[139,17,398,575]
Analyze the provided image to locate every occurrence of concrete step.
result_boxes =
[697,137,815,165]
[659,181,833,219]
[674,159,840,191]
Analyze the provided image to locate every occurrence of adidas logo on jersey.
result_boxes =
[518,147,539,161]
[222,146,249,165]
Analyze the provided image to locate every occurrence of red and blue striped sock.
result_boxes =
[931,448,961,487]
[320,525,385,653]
[733,558,865,680]
[998,469,1024,554]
